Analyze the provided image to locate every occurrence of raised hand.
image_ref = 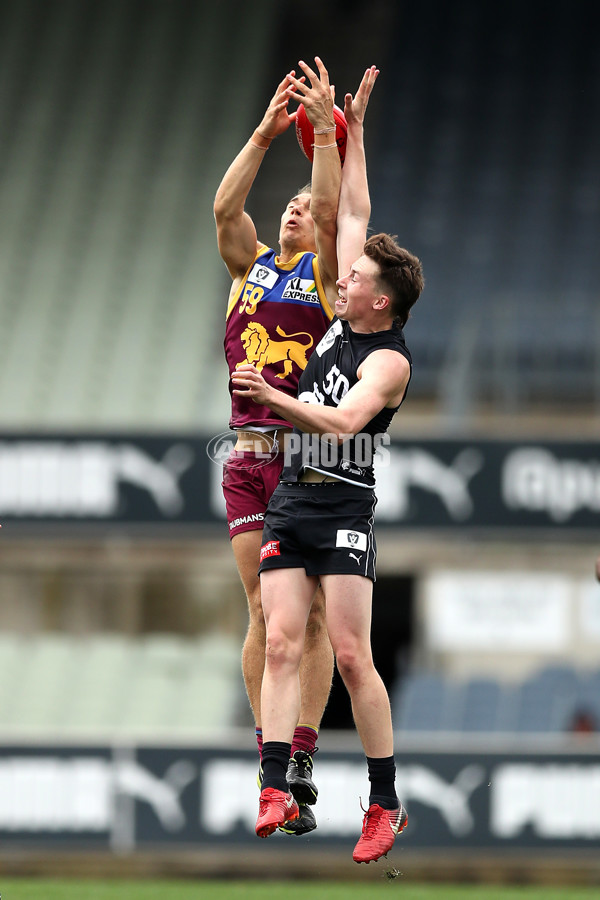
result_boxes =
[343,65,379,128]
[285,56,335,132]
[257,72,306,140]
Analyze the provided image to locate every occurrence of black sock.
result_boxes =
[261,741,291,793]
[367,755,398,809]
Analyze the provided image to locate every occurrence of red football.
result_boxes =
[295,103,347,165]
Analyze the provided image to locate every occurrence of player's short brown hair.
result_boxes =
[285,184,312,210]
[364,233,424,327]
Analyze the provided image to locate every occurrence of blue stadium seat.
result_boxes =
[510,674,576,733]
[534,663,582,696]
[370,0,600,411]
[393,672,449,732]
[458,677,506,732]
[565,669,600,732]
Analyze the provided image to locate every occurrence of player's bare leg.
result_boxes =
[257,568,323,836]
[298,582,334,733]
[321,572,406,862]
[232,534,333,732]
[233,537,332,835]
[231,530,265,725]
[260,567,319,742]
[321,573,393,757]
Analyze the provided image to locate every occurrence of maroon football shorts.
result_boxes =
[222,450,284,539]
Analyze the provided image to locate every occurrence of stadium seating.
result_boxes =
[0,1,597,428]
[66,634,141,731]
[392,663,600,735]
[2,634,79,731]
[0,0,275,431]
[452,677,508,733]
[0,631,243,737]
[572,670,600,729]
[392,672,451,732]
[1,631,599,738]
[370,0,600,414]
[508,677,569,734]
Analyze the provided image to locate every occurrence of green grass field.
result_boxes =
[1,881,599,900]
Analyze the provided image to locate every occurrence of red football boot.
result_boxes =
[256,787,299,838]
[352,802,408,863]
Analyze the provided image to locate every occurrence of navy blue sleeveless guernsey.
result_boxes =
[281,317,412,487]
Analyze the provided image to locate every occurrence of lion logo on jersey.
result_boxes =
[236,323,314,378]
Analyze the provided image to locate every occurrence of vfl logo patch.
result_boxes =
[336,529,367,551]
[281,276,320,304]
[339,458,363,476]
[248,263,278,290]
[260,540,280,561]
[316,319,343,356]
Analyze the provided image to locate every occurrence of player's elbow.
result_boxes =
[332,413,363,444]
[213,190,241,224]
[334,431,352,446]
[213,196,230,223]
[310,199,338,229]
[337,209,370,232]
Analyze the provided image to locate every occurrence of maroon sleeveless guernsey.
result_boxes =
[225,245,334,430]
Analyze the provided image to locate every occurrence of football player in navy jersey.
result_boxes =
[233,66,425,863]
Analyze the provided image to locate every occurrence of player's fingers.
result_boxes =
[368,67,380,89]
[362,65,377,84]
[298,58,319,87]
[364,67,379,94]
[286,72,308,94]
[313,56,330,86]
[274,72,294,94]
[357,68,378,107]
[273,84,291,103]
[343,92,353,119]
[286,87,307,106]
[358,68,372,95]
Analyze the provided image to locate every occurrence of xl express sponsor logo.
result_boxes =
[281,276,320,304]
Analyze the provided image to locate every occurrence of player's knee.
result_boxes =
[335,645,368,687]
[265,627,302,672]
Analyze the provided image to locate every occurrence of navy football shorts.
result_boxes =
[258,482,377,581]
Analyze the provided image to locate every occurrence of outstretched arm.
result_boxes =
[231,350,410,441]
[336,66,379,278]
[214,72,302,284]
[286,57,341,304]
